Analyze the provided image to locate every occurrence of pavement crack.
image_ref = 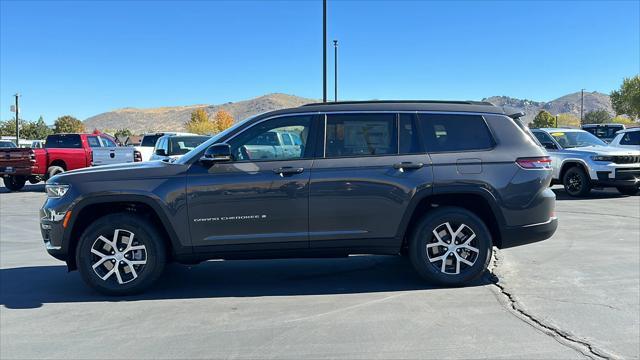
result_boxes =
[487,250,618,360]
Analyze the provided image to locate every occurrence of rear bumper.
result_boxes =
[500,216,558,249]
[1,168,32,177]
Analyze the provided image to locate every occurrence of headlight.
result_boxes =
[591,156,614,162]
[46,184,70,198]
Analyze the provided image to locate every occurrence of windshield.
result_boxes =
[176,114,259,164]
[0,141,16,148]
[619,131,640,146]
[549,131,607,148]
[584,125,624,139]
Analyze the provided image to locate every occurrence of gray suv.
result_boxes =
[41,101,557,295]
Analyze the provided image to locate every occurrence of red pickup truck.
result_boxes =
[1,140,37,191]
[33,133,141,179]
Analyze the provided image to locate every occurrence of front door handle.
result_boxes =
[273,167,304,176]
[393,162,424,170]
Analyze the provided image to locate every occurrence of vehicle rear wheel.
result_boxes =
[563,166,591,197]
[76,213,167,296]
[28,176,41,184]
[409,207,492,286]
[3,175,26,191]
[47,166,64,179]
[616,186,640,196]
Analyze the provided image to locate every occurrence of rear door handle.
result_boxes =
[273,167,304,176]
[393,162,424,170]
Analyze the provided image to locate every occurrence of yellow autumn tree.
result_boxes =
[185,109,216,135]
[556,113,580,128]
[213,110,234,133]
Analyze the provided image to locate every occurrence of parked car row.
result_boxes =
[2,132,212,191]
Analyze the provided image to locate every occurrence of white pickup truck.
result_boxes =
[237,130,304,160]
[135,132,196,161]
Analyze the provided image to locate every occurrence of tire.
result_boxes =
[3,175,26,191]
[616,186,640,196]
[47,166,64,180]
[76,213,167,296]
[28,176,41,184]
[562,166,592,197]
[408,207,493,286]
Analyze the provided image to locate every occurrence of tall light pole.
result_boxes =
[580,88,585,123]
[333,40,338,102]
[322,0,327,103]
[14,93,20,145]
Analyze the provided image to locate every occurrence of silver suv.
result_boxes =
[532,128,640,196]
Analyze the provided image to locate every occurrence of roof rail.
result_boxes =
[301,100,496,107]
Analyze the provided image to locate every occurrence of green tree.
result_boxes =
[114,128,132,138]
[26,116,53,139]
[531,110,556,128]
[185,109,216,134]
[610,75,640,119]
[583,109,611,125]
[54,115,85,133]
[0,119,19,136]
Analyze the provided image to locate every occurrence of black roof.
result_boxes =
[260,100,506,118]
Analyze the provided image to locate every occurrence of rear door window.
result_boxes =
[45,134,82,149]
[325,113,397,157]
[418,114,494,152]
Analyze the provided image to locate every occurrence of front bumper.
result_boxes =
[589,163,640,187]
[40,205,70,261]
[500,216,558,249]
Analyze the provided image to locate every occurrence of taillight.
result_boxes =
[516,157,552,169]
[134,150,142,162]
[29,149,36,164]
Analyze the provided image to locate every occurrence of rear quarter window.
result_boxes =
[418,114,494,152]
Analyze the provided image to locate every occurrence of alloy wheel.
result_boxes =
[426,222,479,275]
[90,229,147,284]
[566,173,582,193]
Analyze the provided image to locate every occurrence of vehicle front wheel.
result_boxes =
[76,213,167,295]
[3,175,26,191]
[616,186,640,196]
[563,166,592,197]
[409,207,492,286]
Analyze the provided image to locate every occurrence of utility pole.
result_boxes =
[322,0,327,103]
[555,114,558,128]
[580,89,585,123]
[333,40,338,102]
[14,93,20,146]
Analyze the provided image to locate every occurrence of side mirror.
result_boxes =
[200,143,232,164]
[155,148,167,156]
[542,142,557,150]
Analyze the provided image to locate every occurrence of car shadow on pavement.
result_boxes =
[0,183,45,194]
[0,256,491,309]
[552,187,629,201]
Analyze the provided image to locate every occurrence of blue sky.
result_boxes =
[1,0,639,123]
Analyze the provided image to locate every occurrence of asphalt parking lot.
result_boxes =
[1,182,638,359]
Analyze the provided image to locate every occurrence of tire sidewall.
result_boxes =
[409,207,492,285]
[47,166,64,180]
[563,167,591,197]
[76,214,166,295]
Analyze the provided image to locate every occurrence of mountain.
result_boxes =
[483,91,614,124]
[84,93,317,133]
[84,91,616,132]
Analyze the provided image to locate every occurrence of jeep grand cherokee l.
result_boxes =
[41,101,557,295]
[532,128,640,196]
